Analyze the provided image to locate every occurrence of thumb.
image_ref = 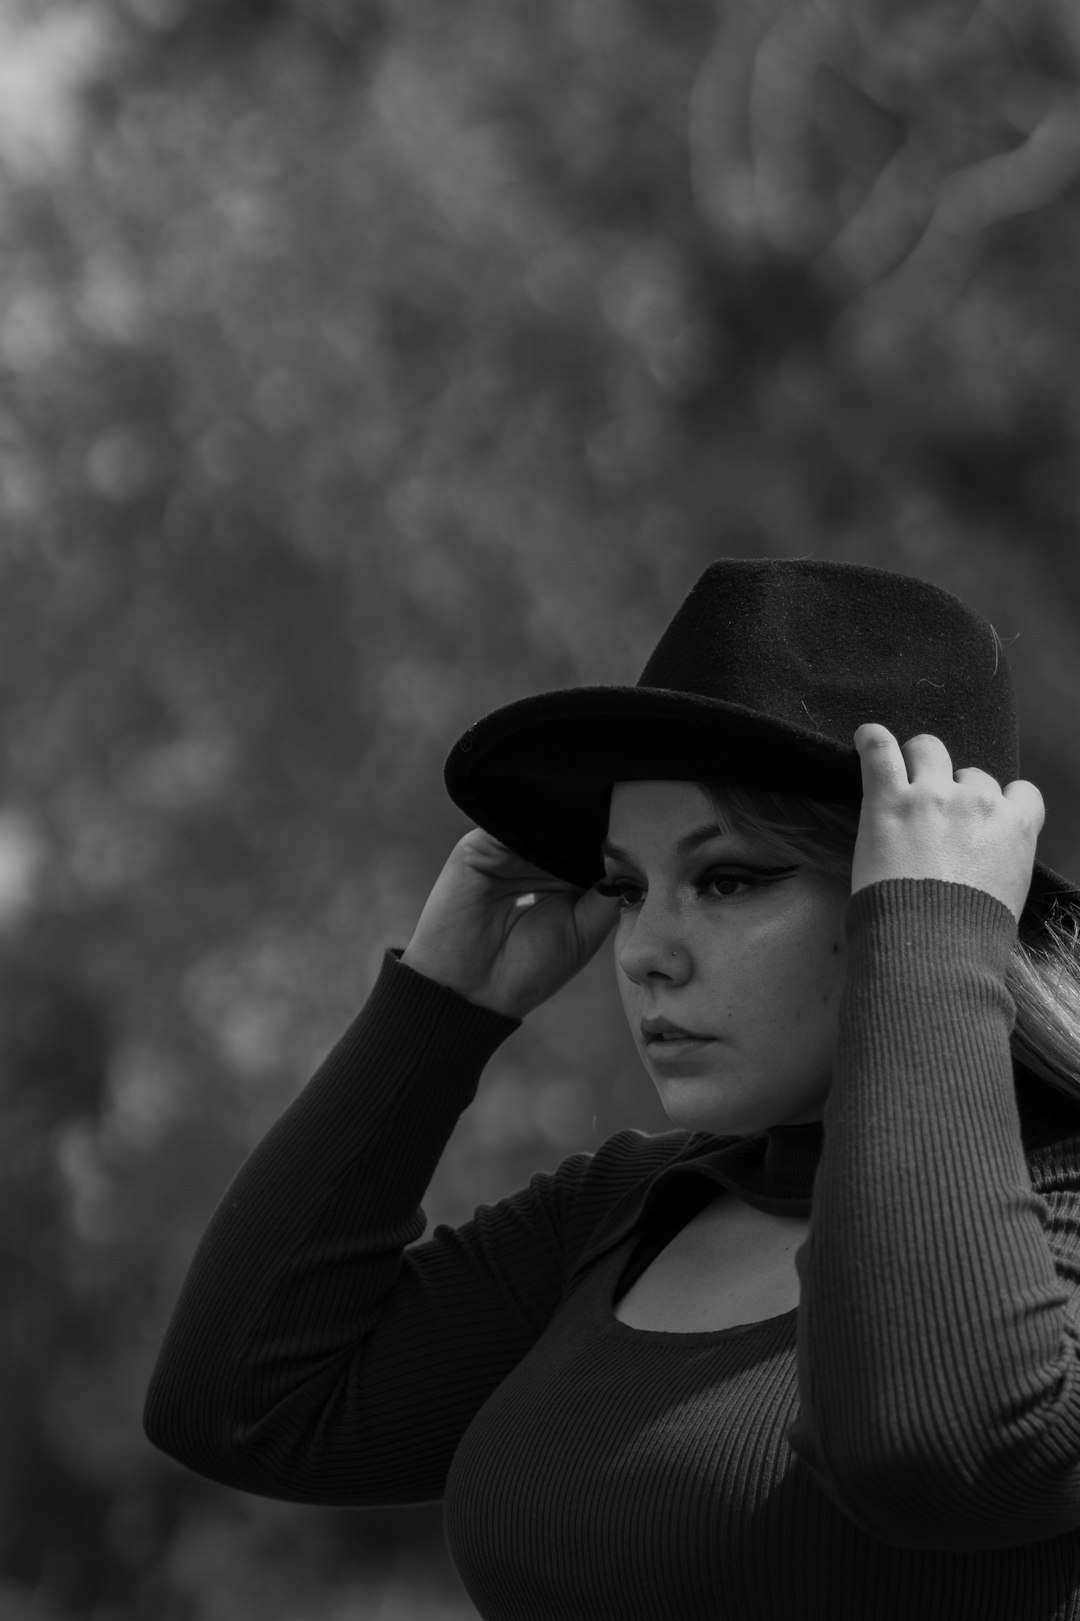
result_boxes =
[572,883,621,956]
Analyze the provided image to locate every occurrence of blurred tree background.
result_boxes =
[2,0,1080,1614]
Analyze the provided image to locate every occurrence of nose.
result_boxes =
[617,904,692,987]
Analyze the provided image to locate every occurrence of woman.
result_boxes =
[144,558,1080,1619]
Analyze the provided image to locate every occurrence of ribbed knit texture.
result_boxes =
[144,882,1080,1619]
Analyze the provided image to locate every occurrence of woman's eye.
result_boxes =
[594,878,643,909]
[595,865,797,910]
[703,871,750,898]
[700,865,797,898]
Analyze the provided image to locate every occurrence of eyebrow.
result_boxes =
[600,821,736,866]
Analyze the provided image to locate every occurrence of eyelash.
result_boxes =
[594,865,797,911]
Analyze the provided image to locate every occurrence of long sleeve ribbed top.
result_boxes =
[144,880,1080,1619]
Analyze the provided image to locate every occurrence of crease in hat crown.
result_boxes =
[443,556,1075,918]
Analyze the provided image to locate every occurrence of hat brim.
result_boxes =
[444,684,1079,926]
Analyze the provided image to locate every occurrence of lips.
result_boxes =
[640,1015,713,1045]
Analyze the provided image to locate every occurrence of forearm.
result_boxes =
[789,880,1078,1548]
[143,950,520,1492]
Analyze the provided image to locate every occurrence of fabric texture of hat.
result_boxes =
[443,557,1077,922]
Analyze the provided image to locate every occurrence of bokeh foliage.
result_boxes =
[2,0,1080,1613]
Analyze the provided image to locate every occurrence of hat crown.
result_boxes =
[639,558,1019,783]
[443,554,1073,908]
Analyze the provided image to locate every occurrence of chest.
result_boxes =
[444,1247,807,1620]
[613,1195,811,1333]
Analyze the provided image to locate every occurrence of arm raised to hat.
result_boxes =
[850,725,1044,923]
[401,828,620,1021]
[791,734,1077,1549]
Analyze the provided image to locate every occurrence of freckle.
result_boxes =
[830,941,841,955]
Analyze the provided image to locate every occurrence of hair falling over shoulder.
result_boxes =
[701,783,1080,1106]
[1010,909,1080,1100]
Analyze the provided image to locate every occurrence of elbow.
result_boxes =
[804,1472,982,1552]
[142,1367,243,1488]
[143,1371,364,1505]
[142,1368,185,1462]
[142,1387,196,1470]
[810,1476,1062,1554]
[793,1434,1074,1552]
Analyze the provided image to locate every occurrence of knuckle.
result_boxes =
[1009,803,1038,835]
[954,791,997,821]
[888,794,922,822]
[908,784,949,811]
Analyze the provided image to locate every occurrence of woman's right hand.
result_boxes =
[400,829,621,1020]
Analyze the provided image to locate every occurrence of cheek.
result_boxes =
[614,931,639,1017]
[800,935,847,1016]
[744,925,846,1024]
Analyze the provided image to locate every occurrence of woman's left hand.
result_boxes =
[851,725,1045,923]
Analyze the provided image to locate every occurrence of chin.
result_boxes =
[652,1075,770,1139]
[651,1071,826,1138]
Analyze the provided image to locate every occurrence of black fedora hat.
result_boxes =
[444,558,1078,923]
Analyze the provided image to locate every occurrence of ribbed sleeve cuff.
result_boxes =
[839,880,1018,1098]
[326,948,523,1119]
[847,878,1017,972]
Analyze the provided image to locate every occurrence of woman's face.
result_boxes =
[604,780,850,1138]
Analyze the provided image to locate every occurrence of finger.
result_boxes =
[854,723,908,793]
[1003,779,1046,834]
[573,882,622,950]
[900,733,955,784]
[953,766,1002,792]
[465,829,574,887]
